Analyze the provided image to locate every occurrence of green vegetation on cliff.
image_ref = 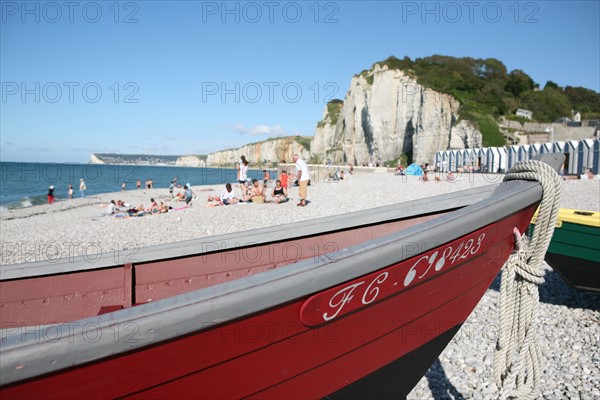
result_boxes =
[361,55,599,145]
[317,99,344,127]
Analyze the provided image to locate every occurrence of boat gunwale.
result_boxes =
[0,184,499,280]
[0,180,543,387]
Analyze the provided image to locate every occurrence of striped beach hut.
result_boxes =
[517,144,530,162]
[528,143,542,160]
[578,139,599,175]
[486,147,507,173]
[564,140,579,175]
[507,145,520,170]
[474,147,488,172]
[552,141,566,154]
[593,139,600,175]
[540,142,554,155]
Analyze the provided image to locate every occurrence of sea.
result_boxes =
[0,162,268,210]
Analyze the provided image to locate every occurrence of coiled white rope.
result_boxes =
[494,160,562,400]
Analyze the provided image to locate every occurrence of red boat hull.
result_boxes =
[0,206,535,399]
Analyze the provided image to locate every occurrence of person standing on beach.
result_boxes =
[68,183,73,199]
[184,185,193,206]
[47,185,55,204]
[237,155,246,179]
[279,169,289,189]
[121,182,126,192]
[79,178,87,198]
[293,154,310,207]
[238,157,249,192]
[136,179,141,190]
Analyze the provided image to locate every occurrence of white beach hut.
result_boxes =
[507,145,519,170]
[578,139,598,175]
[564,140,579,175]
[593,139,600,175]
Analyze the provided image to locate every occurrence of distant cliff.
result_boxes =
[175,155,207,167]
[206,136,311,165]
[311,64,482,165]
[89,153,183,165]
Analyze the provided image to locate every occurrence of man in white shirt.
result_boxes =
[293,154,310,207]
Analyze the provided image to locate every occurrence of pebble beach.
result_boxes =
[1,171,598,399]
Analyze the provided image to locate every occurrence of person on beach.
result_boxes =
[136,179,141,190]
[293,154,310,207]
[349,164,354,175]
[238,157,249,191]
[79,179,86,198]
[184,185,193,206]
[271,180,288,203]
[220,183,238,205]
[279,170,289,189]
[106,200,116,215]
[149,179,154,189]
[243,179,266,203]
[237,155,246,178]
[169,181,175,197]
[447,171,455,182]
[145,198,160,213]
[263,170,270,187]
[68,183,73,200]
[47,186,55,204]
[121,182,126,192]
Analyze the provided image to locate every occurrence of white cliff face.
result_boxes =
[449,120,483,149]
[206,137,310,166]
[311,66,483,165]
[89,154,106,164]
[175,156,206,167]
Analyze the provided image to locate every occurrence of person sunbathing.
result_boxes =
[243,179,266,203]
[271,180,288,203]
[145,198,160,213]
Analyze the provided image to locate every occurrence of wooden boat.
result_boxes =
[0,163,557,399]
[531,209,600,292]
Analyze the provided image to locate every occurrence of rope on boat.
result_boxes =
[494,160,561,400]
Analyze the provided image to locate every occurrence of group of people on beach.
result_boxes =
[205,154,311,207]
[47,179,86,204]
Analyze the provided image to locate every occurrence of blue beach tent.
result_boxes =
[405,163,423,176]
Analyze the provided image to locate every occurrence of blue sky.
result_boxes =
[1,0,599,163]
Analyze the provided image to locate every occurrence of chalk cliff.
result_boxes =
[206,136,311,165]
[311,65,482,165]
[175,155,206,167]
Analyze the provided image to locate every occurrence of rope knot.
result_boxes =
[494,159,562,400]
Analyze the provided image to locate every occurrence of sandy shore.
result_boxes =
[1,171,598,399]
[1,172,598,265]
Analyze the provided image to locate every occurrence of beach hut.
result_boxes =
[518,145,530,162]
[434,152,443,170]
[578,139,598,175]
[540,142,553,155]
[470,149,479,170]
[507,145,519,170]
[441,150,451,172]
[592,139,600,175]
[528,143,542,160]
[563,140,579,175]
[486,147,506,173]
